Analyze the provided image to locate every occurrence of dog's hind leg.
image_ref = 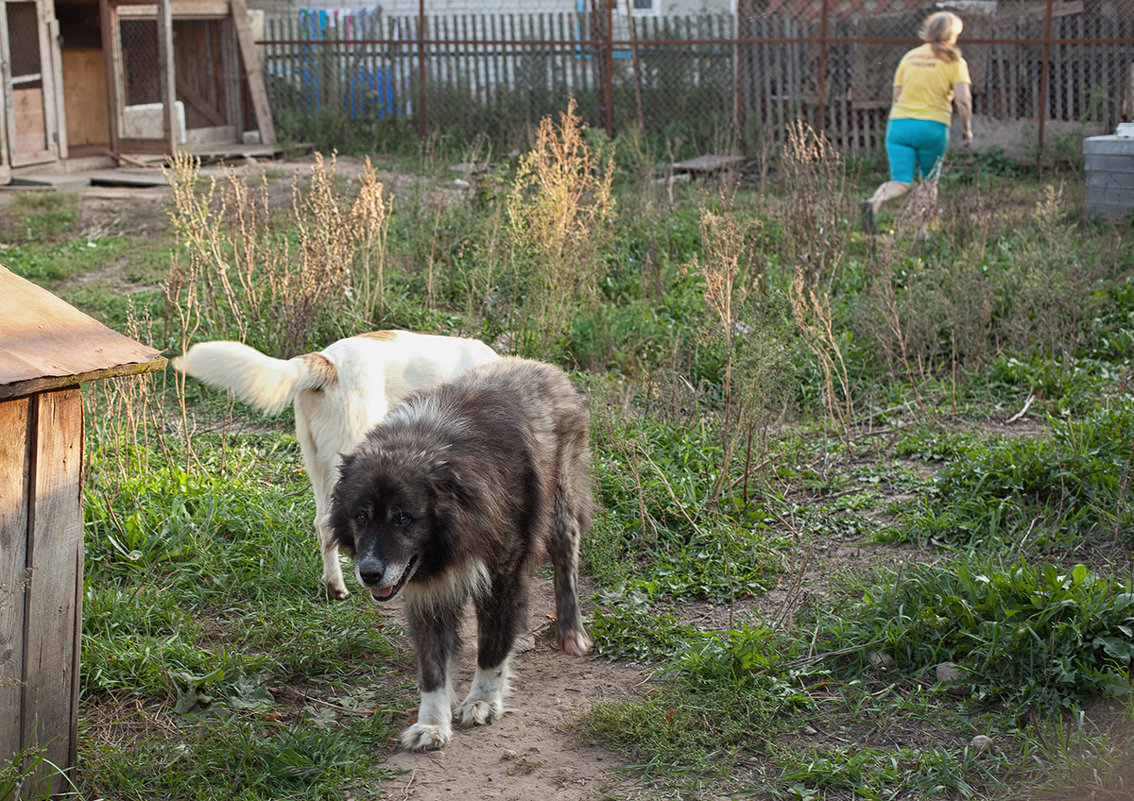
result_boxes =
[306,447,350,598]
[401,599,461,751]
[549,440,594,657]
[458,576,526,727]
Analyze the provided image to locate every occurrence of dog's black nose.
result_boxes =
[357,560,385,587]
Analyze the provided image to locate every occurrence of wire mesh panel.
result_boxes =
[407,11,606,145]
[624,15,736,148]
[263,9,402,130]
[120,18,161,107]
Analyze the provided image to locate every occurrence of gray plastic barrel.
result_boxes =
[1084,135,1134,221]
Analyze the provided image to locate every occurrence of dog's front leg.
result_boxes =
[458,577,524,727]
[315,514,351,599]
[401,600,460,751]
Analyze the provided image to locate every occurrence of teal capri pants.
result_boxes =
[885,117,949,183]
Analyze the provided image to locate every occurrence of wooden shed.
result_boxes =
[0,0,275,182]
[0,266,165,796]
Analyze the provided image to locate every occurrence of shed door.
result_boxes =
[0,0,57,167]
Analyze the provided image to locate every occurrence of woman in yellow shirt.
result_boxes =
[863,11,974,233]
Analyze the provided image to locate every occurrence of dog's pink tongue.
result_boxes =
[370,585,394,600]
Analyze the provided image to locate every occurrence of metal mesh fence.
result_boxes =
[120,19,162,107]
[259,3,1134,158]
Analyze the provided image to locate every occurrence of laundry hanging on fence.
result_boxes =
[292,6,406,119]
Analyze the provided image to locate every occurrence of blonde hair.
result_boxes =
[919,11,963,63]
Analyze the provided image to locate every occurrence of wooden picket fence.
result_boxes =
[259,9,1134,155]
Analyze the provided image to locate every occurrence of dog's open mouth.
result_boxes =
[370,556,418,601]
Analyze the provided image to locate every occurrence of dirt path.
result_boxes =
[371,578,652,801]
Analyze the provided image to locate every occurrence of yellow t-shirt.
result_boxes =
[890,43,972,126]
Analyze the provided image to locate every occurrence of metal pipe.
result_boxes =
[258,36,1134,48]
[417,0,426,137]
[817,0,828,133]
[1037,0,1054,174]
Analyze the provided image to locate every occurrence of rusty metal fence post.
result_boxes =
[597,0,614,139]
[1037,0,1054,173]
[417,0,426,137]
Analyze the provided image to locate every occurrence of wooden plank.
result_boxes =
[226,16,242,132]
[671,154,746,174]
[62,50,111,147]
[230,0,276,143]
[21,388,84,797]
[489,13,500,102]
[99,0,122,152]
[460,13,470,97]
[116,1,230,16]
[0,398,30,768]
[46,14,67,159]
[157,0,179,152]
[176,76,226,126]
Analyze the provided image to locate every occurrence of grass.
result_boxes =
[1,110,1132,800]
[70,436,408,800]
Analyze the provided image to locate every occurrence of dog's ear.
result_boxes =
[426,459,471,511]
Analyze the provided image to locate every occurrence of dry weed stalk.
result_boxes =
[687,186,767,502]
[85,304,169,485]
[506,98,616,350]
[863,260,927,410]
[790,266,852,449]
[779,120,850,290]
[163,151,391,358]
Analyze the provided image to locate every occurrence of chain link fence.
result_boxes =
[260,2,1134,160]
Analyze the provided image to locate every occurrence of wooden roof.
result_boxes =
[0,266,166,400]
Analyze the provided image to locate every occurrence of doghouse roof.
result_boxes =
[0,266,166,399]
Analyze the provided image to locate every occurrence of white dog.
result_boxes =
[171,330,499,598]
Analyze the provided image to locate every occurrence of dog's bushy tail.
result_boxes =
[171,341,336,414]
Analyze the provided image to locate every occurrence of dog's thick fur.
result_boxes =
[329,356,594,751]
[171,331,499,598]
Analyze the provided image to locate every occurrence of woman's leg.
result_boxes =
[909,179,939,240]
[870,180,912,215]
[869,119,917,217]
[908,121,947,238]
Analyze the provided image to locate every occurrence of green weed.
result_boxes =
[842,561,1134,711]
[903,401,1134,550]
[0,191,77,242]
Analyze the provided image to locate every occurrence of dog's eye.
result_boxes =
[355,510,368,525]
[394,510,412,527]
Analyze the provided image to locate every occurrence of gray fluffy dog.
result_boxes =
[330,356,594,751]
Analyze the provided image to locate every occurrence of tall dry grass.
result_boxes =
[851,182,1115,400]
[84,304,170,484]
[685,184,778,502]
[790,266,853,448]
[503,98,616,354]
[778,120,852,291]
[162,152,391,359]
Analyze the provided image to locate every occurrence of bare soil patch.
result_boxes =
[368,577,653,801]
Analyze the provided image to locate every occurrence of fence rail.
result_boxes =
[259,6,1134,159]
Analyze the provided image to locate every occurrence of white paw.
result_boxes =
[325,580,350,600]
[400,721,452,751]
[457,664,508,726]
[457,696,503,727]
